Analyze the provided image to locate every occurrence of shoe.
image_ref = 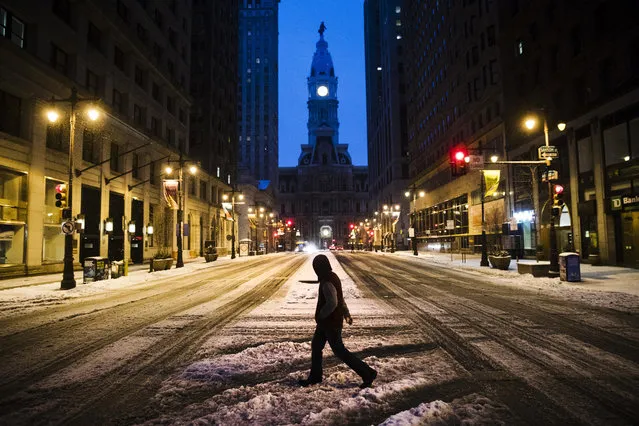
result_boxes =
[298,378,322,387]
[359,369,377,389]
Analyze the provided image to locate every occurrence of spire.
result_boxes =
[310,22,334,77]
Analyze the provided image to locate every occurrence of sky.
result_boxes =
[278,0,368,167]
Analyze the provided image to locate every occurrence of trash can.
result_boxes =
[559,252,581,282]
[111,260,124,279]
[83,256,110,284]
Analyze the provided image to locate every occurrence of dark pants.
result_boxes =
[308,326,373,381]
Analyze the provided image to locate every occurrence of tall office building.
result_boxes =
[0,0,235,277]
[190,0,239,185]
[237,0,279,191]
[363,0,410,249]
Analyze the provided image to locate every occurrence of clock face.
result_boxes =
[317,85,329,97]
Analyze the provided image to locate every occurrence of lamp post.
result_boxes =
[47,87,101,289]
[405,188,425,256]
[165,153,197,268]
[523,112,565,277]
[480,170,490,267]
[222,190,243,259]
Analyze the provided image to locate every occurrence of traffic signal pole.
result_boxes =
[61,97,77,290]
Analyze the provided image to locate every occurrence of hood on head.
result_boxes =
[312,254,332,278]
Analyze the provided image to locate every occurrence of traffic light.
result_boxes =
[286,220,293,227]
[450,147,469,176]
[55,183,68,208]
[349,223,355,230]
[552,184,564,217]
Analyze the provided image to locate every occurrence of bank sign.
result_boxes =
[610,194,639,211]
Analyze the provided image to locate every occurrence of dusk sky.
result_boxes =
[278,0,367,167]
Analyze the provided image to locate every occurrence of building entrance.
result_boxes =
[130,199,143,263]
[80,185,101,262]
[621,211,639,269]
[108,192,124,261]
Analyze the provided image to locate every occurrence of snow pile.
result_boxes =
[378,393,512,425]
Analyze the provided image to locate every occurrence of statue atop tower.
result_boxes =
[318,21,326,36]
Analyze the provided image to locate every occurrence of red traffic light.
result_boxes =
[554,184,564,194]
[349,223,355,229]
[286,220,292,226]
[454,150,466,161]
[55,183,68,208]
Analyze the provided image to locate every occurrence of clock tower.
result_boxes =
[299,22,351,166]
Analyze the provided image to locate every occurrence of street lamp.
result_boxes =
[47,87,101,289]
[523,111,566,277]
[222,191,244,259]
[405,187,425,256]
[165,154,197,268]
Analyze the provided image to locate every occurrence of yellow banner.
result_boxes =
[483,170,501,197]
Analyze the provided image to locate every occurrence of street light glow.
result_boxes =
[86,108,100,121]
[189,165,197,174]
[222,194,229,201]
[404,191,410,197]
[524,116,537,130]
[419,191,425,197]
[490,154,499,163]
[238,194,245,201]
[46,110,59,123]
[165,166,173,174]
[557,122,566,131]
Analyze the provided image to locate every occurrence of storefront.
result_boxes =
[0,168,27,266]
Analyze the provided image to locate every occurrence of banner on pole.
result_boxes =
[222,202,234,221]
[163,179,179,209]
[483,170,501,197]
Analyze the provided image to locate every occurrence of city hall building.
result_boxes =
[278,25,370,249]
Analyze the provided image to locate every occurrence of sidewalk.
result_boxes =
[0,254,253,291]
[380,249,639,297]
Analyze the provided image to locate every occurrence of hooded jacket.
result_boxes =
[313,255,345,329]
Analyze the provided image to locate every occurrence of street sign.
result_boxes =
[538,145,559,159]
[541,169,559,182]
[61,220,75,235]
[408,227,415,237]
[467,155,484,170]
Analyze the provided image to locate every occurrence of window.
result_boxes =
[112,89,123,114]
[116,0,128,22]
[50,43,68,75]
[200,181,207,200]
[46,122,68,152]
[149,160,156,185]
[114,46,125,71]
[131,153,139,179]
[166,127,174,143]
[152,82,160,102]
[151,116,161,136]
[148,205,155,247]
[87,22,102,51]
[86,69,99,96]
[133,104,144,126]
[166,96,175,114]
[168,28,177,47]
[486,25,496,46]
[178,108,186,124]
[137,24,148,43]
[110,143,120,171]
[0,7,26,48]
[153,9,163,29]
[167,60,175,79]
[134,66,145,87]
[0,89,21,137]
[82,128,98,163]
[152,43,163,62]
[52,0,71,25]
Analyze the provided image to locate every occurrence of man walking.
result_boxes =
[298,254,377,388]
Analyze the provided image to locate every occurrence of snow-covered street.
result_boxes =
[0,251,638,425]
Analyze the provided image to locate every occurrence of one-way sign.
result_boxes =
[538,145,559,159]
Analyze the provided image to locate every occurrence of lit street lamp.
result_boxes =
[523,112,566,277]
[47,87,101,290]
[405,187,425,256]
[165,153,197,268]
[222,190,244,259]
